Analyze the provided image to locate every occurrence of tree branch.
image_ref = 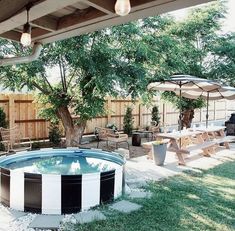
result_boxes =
[31,81,50,95]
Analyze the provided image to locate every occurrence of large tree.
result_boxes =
[0,27,153,146]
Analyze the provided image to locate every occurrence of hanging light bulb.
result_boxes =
[20,22,31,47]
[20,5,32,47]
[115,0,131,16]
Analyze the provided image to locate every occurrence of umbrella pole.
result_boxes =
[179,82,182,148]
[206,92,209,128]
[179,83,182,131]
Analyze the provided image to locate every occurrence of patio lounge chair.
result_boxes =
[95,127,129,150]
[0,126,32,154]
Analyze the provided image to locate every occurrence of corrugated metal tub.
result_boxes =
[0,148,125,214]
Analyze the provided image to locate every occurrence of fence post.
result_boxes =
[107,97,112,125]
[138,101,143,127]
[9,94,15,128]
[162,103,166,126]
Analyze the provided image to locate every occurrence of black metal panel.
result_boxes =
[24,173,42,213]
[100,170,115,203]
[61,175,82,214]
[0,168,10,206]
[122,166,125,193]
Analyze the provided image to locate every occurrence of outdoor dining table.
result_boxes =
[156,130,211,165]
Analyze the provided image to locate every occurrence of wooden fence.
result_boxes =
[0,93,232,140]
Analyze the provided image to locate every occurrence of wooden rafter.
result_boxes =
[31,16,58,32]
[83,0,116,14]
[0,31,21,42]
[57,7,106,31]
[0,0,214,44]
[31,28,51,38]
[0,0,81,34]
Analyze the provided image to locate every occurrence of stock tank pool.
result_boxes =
[0,148,125,214]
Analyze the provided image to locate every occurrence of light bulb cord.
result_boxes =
[25,3,33,23]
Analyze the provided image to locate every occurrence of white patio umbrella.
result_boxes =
[147,75,221,130]
[179,85,235,127]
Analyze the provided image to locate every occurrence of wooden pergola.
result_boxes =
[0,0,214,45]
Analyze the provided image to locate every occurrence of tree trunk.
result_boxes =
[56,106,87,147]
[179,109,195,129]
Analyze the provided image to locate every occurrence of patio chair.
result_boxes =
[95,127,129,150]
[0,126,32,154]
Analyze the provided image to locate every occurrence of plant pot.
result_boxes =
[152,143,167,166]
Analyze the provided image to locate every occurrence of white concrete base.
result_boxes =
[28,215,63,229]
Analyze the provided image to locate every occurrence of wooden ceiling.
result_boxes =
[0,0,214,45]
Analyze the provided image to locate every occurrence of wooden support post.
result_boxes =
[8,94,15,129]
[107,97,112,125]
[162,103,165,126]
[138,102,143,128]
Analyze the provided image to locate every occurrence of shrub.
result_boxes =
[32,141,41,150]
[48,123,62,146]
[0,107,7,151]
[151,106,161,126]
[123,106,134,136]
[0,107,7,128]
[0,142,5,151]
[106,123,117,131]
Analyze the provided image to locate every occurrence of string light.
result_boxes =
[115,0,131,16]
[20,5,32,47]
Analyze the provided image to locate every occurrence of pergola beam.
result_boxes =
[0,0,81,34]
[83,0,116,14]
[0,31,21,42]
[57,8,106,30]
[38,0,213,44]
[31,28,51,38]
[31,16,58,32]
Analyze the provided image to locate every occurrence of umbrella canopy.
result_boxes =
[148,75,220,92]
[179,85,235,100]
[147,75,221,129]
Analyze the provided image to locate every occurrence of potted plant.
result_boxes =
[152,140,168,166]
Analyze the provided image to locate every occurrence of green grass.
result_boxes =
[62,161,235,231]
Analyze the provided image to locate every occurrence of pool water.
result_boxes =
[2,155,120,175]
[0,149,124,175]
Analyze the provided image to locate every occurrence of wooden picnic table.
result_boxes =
[143,126,235,166]
[156,130,208,165]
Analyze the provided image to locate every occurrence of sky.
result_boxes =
[170,0,235,33]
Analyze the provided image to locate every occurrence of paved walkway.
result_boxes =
[0,145,235,230]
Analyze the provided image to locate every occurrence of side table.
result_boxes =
[132,133,141,146]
